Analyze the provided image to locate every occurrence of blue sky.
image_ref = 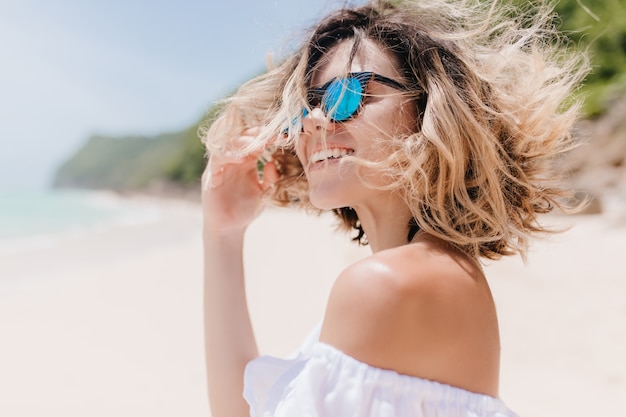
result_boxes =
[0,0,364,190]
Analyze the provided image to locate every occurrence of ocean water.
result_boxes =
[0,189,159,253]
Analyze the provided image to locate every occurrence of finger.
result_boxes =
[207,125,269,178]
[208,148,255,174]
[242,126,263,137]
[226,127,265,154]
[262,161,280,191]
[201,163,225,190]
[209,153,243,174]
[205,151,262,190]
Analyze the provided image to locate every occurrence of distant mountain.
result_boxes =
[53,123,205,192]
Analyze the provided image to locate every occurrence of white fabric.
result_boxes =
[244,324,519,417]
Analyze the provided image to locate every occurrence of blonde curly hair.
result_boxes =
[201,0,589,260]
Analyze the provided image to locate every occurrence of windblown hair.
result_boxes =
[201,0,589,260]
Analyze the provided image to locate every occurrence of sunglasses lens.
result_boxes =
[323,77,363,122]
[292,72,406,132]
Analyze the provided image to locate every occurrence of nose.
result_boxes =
[302,107,334,135]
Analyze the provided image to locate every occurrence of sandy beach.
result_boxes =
[1,196,624,417]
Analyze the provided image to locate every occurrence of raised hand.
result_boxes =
[201,127,279,235]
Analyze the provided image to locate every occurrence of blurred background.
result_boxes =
[0,0,355,260]
[1,0,625,226]
[0,0,624,416]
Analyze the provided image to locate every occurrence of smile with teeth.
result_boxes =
[310,147,355,164]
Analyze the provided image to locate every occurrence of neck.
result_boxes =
[352,194,414,253]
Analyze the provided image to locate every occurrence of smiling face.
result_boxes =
[295,39,417,211]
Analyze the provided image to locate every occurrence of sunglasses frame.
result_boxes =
[306,71,410,123]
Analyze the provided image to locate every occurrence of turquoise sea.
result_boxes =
[0,189,156,252]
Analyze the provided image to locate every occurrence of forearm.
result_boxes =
[204,229,258,417]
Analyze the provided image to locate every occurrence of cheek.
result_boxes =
[366,99,417,136]
[294,138,307,165]
[351,103,417,168]
[391,101,418,135]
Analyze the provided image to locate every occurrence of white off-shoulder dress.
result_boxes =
[244,323,518,417]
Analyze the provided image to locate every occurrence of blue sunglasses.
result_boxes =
[293,71,410,128]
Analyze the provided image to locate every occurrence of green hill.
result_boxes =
[554,0,626,116]
[53,123,205,191]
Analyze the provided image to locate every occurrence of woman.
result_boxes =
[201,1,588,416]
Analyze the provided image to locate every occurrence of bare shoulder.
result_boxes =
[319,236,501,396]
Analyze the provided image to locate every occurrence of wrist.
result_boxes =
[202,222,247,242]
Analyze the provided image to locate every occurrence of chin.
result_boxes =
[305,166,359,210]
[307,184,355,210]
[308,194,346,211]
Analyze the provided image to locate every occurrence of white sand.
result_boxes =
[0,197,624,416]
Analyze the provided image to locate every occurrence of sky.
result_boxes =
[0,0,365,190]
